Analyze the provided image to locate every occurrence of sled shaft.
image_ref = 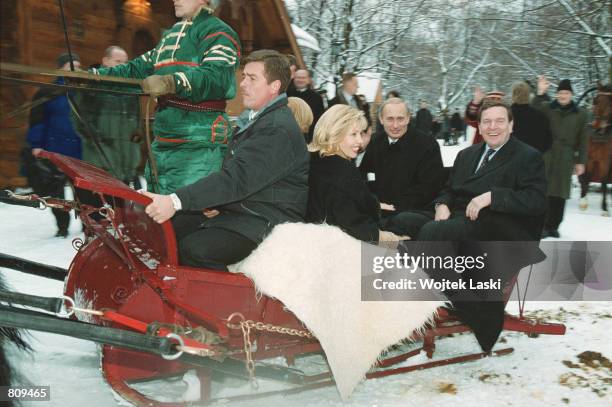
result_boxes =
[0,253,68,281]
[0,289,63,313]
[0,305,174,356]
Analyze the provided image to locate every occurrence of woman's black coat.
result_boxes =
[306,153,380,242]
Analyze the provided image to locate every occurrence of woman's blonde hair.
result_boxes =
[511,82,531,105]
[287,97,314,134]
[309,104,367,157]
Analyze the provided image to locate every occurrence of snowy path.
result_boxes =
[1,146,611,406]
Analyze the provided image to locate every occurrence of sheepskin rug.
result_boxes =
[229,223,444,400]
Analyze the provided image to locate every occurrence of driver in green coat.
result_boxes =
[94,0,240,194]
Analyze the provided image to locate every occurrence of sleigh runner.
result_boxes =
[0,151,566,406]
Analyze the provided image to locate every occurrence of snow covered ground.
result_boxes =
[1,143,611,406]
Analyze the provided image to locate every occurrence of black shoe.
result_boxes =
[549,230,560,238]
[541,230,550,239]
[55,228,68,238]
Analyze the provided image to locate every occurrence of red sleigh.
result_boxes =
[0,151,565,406]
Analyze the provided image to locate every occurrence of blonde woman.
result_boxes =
[306,105,408,243]
[287,96,314,136]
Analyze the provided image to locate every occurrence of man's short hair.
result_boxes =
[286,54,297,67]
[342,72,357,83]
[295,68,312,77]
[378,97,411,118]
[511,82,531,105]
[244,49,292,93]
[478,100,513,122]
[386,90,400,99]
[104,45,126,58]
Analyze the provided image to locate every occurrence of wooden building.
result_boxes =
[0,0,303,188]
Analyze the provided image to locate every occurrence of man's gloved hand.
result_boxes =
[142,74,176,97]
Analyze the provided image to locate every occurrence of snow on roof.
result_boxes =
[291,24,321,52]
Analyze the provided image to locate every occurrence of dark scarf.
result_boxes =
[550,99,578,113]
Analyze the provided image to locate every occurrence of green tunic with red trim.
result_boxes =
[97,8,240,194]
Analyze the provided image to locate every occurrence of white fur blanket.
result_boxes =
[229,223,444,400]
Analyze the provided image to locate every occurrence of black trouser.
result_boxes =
[379,210,434,238]
[545,196,566,231]
[382,210,476,241]
[31,172,69,232]
[172,213,257,271]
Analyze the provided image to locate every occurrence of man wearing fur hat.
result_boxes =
[94,0,240,194]
[533,76,588,238]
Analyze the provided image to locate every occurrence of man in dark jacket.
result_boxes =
[73,46,142,186]
[532,76,588,238]
[329,72,371,125]
[360,97,446,215]
[511,81,552,153]
[287,68,325,142]
[393,101,547,353]
[142,50,309,270]
[25,53,83,237]
[393,100,547,241]
[414,100,433,136]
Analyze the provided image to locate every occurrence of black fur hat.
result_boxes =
[557,79,573,93]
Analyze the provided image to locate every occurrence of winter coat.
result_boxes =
[72,89,141,182]
[415,108,433,135]
[435,137,546,216]
[306,153,381,242]
[450,113,464,131]
[26,78,82,159]
[511,104,552,154]
[532,95,588,199]
[175,95,309,243]
[97,8,240,193]
[359,129,446,212]
[465,100,483,144]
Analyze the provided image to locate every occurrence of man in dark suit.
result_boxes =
[287,68,325,142]
[329,72,371,125]
[414,99,433,136]
[395,100,547,353]
[360,98,446,216]
[395,100,547,241]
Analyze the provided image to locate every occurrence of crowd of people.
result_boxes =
[23,0,590,271]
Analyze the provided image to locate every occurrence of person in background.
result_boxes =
[286,68,325,142]
[73,46,142,187]
[450,108,464,142]
[415,99,433,136]
[465,86,505,144]
[329,72,371,126]
[287,96,314,137]
[532,76,588,238]
[510,81,552,154]
[355,122,372,168]
[25,53,83,237]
